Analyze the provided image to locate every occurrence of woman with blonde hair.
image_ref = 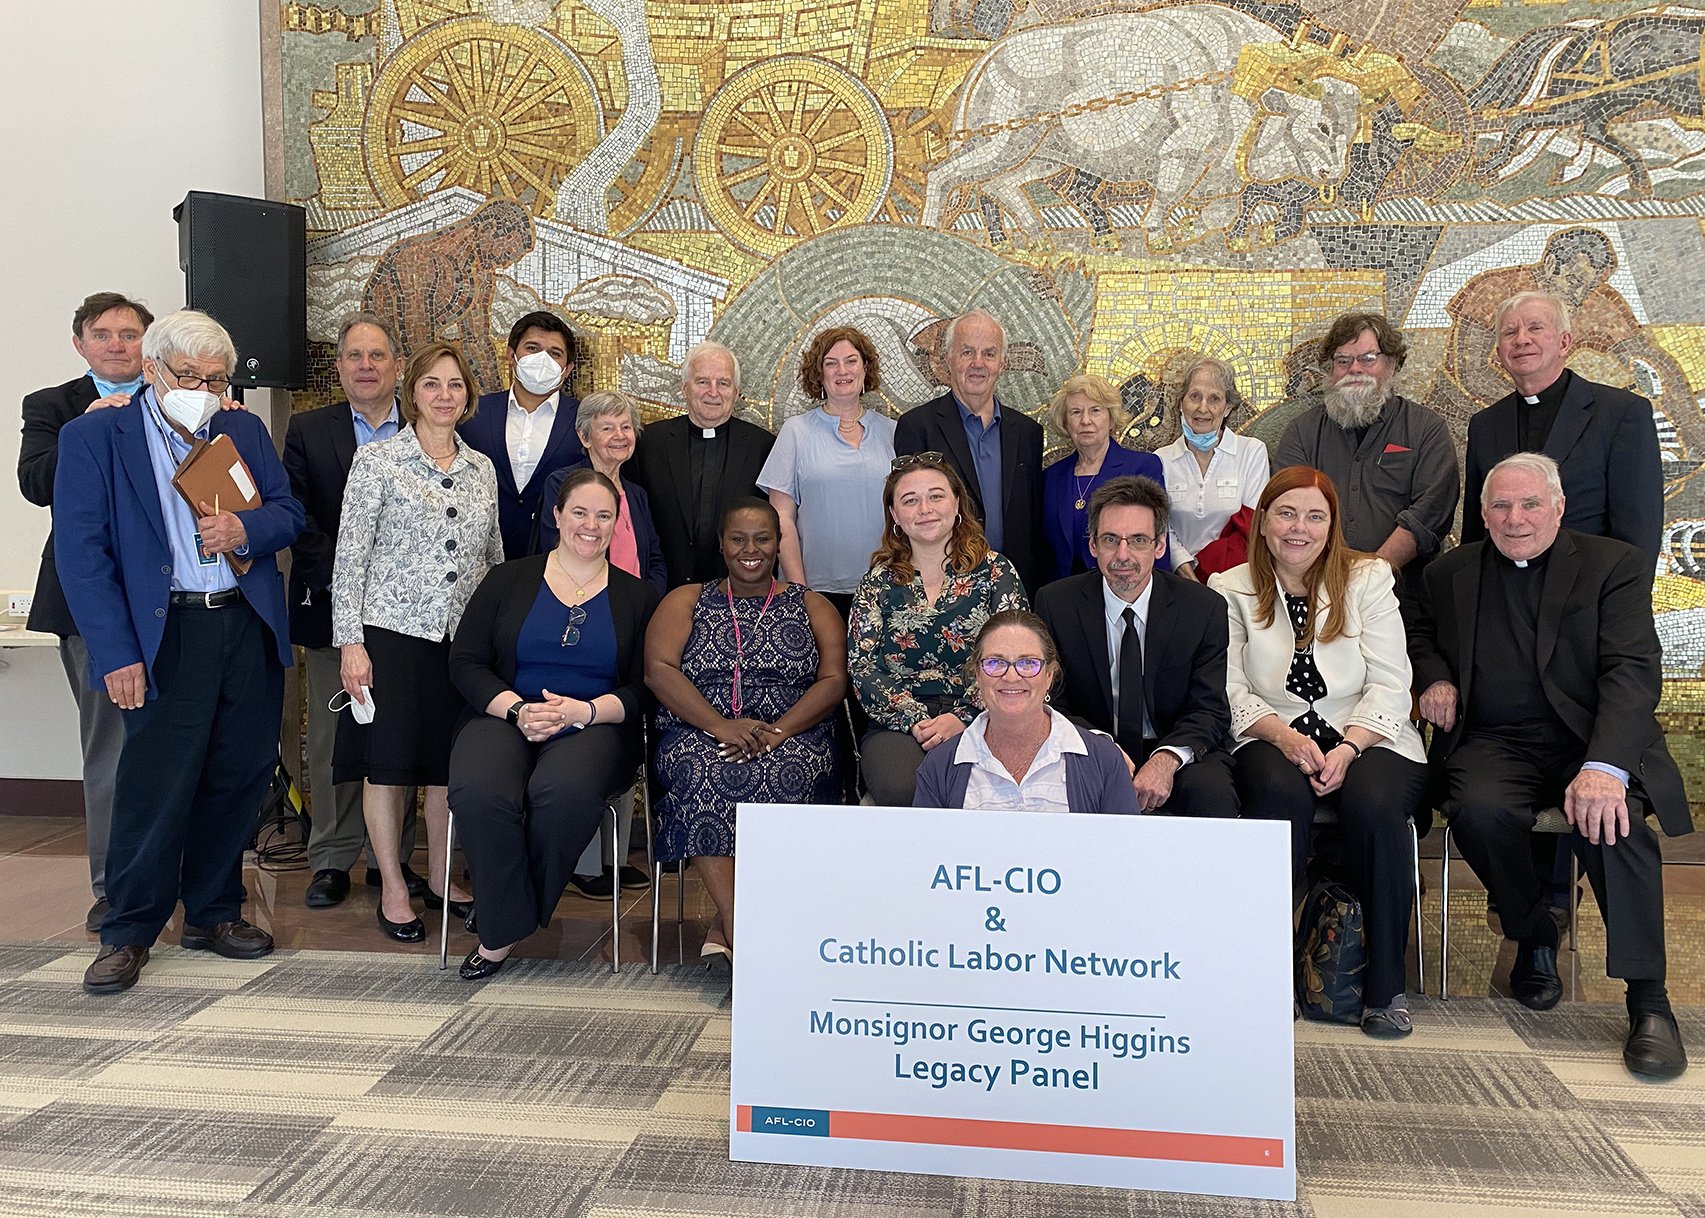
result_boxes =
[1040,372,1162,582]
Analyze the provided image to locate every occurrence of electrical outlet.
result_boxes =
[6,593,32,618]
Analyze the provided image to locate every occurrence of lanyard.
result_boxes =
[727,578,778,717]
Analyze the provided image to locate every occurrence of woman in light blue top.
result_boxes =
[759,326,897,622]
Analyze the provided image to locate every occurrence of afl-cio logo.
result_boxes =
[245,357,260,371]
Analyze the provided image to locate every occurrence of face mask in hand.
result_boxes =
[159,386,220,434]
[513,350,565,396]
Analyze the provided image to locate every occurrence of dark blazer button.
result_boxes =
[445,539,457,551]
[442,477,454,489]
[445,571,458,582]
[447,507,458,518]
[161,565,172,574]
[155,607,166,617]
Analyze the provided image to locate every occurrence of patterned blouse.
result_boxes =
[331,425,504,645]
[847,552,1027,731]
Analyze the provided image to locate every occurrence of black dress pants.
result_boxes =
[103,602,283,946]
[1233,741,1427,1007]
[449,718,637,949]
[1442,733,1666,981]
[1138,745,1238,817]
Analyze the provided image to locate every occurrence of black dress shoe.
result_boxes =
[84,898,109,934]
[459,946,508,980]
[83,944,149,994]
[1624,1013,1688,1080]
[181,918,274,959]
[617,864,650,891]
[376,907,425,942]
[365,865,427,897]
[304,869,351,908]
[422,889,475,920]
[1510,942,1563,1010]
[568,871,615,899]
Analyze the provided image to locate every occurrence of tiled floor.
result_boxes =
[2,813,1700,1004]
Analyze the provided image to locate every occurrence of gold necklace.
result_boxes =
[550,550,605,602]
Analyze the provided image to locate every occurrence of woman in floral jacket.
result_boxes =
[848,454,1027,805]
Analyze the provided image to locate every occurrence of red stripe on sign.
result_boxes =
[737,1105,752,1132]
[827,1110,1284,1167]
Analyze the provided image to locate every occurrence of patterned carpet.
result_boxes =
[0,943,1699,1218]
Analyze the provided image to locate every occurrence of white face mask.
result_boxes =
[513,350,564,396]
[158,385,220,434]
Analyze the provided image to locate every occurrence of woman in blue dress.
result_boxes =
[1040,372,1165,581]
[646,498,845,960]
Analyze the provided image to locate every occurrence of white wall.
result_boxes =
[0,1,268,780]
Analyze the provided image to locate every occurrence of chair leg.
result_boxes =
[439,809,455,972]
[1409,818,1424,998]
[1566,850,1579,953]
[607,801,620,973]
[1439,823,1452,1001]
[641,774,659,976]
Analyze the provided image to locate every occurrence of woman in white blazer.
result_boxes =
[1208,465,1427,1040]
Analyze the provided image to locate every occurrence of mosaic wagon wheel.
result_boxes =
[1377,63,1473,201]
[693,55,894,258]
[364,17,604,216]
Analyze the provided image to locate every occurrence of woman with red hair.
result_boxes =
[1208,466,1427,1039]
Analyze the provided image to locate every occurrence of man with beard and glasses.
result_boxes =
[1276,312,1459,608]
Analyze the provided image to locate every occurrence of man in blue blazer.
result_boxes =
[54,310,304,995]
[458,309,584,558]
[894,310,1045,593]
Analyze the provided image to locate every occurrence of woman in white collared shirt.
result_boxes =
[1158,356,1268,581]
[912,611,1137,814]
[332,342,504,943]
[1208,465,1427,1039]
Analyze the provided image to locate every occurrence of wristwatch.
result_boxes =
[505,698,527,725]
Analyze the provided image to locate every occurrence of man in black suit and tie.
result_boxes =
[1411,453,1689,1079]
[894,310,1045,592]
[628,341,774,588]
[458,310,585,559]
[1462,290,1663,559]
[282,313,417,908]
[1035,476,1237,814]
[17,292,154,932]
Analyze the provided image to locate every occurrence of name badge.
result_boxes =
[193,533,219,565]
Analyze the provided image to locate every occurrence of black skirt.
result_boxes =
[333,626,459,787]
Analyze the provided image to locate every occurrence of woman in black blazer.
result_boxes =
[447,469,660,979]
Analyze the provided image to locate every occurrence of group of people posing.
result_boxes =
[21,287,1687,1083]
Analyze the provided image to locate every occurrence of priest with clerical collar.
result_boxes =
[1410,452,1690,1081]
[1461,289,1663,559]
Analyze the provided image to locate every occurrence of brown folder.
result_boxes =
[170,433,260,575]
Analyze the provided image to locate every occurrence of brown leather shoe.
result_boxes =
[181,918,274,960]
[83,944,149,994]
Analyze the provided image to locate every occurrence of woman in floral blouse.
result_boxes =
[848,454,1027,805]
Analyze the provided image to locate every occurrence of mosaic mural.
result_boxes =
[276,0,1705,804]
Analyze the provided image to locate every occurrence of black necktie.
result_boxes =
[1118,606,1144,756]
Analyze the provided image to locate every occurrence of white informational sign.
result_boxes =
[730,805,1295,1200]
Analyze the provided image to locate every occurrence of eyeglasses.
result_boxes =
[164,364,232,394]
[891,451,945,471]
[1094,533,1156,552]
[560,604,587,647]
[1329,351,1385,371]
[978,656,1046,678]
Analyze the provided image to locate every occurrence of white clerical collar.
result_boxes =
[1522,394,1540,405]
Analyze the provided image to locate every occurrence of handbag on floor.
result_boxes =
[1295,879,1365,1023]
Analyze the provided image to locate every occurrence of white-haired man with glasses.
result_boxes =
[54,309,303,995]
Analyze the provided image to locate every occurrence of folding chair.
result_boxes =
[1310,804,1427,995]
[1438,806,1576,1000]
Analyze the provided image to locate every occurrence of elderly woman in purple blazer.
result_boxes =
[1040,373,1165,582]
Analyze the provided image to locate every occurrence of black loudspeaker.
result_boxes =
[174,191,307,389]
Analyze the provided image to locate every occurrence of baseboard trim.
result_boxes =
[0,779,83,818]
